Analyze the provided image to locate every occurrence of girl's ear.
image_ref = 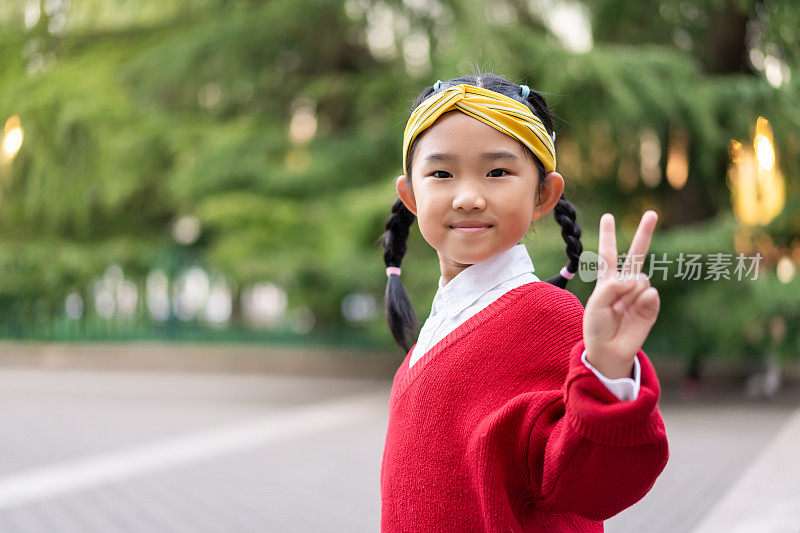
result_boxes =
[396,175,418,216]
[532,171,565,221]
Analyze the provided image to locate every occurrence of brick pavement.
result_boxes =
[0,364,796,532]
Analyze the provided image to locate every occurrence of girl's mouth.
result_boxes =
[449,221,494,234]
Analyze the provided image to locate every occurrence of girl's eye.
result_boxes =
[488,168,509,177]
[429,169,509,178]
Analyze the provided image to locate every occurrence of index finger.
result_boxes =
[622,210,659,275]
[597,213,617,283]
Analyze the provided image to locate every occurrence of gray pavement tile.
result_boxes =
[0,365,797,532]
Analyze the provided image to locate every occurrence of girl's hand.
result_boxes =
[583,211,661,379]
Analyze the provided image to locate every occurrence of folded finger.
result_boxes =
[612,275,651,313]
[590,274,638,309]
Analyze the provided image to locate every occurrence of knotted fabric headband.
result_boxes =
[402,83,556,176]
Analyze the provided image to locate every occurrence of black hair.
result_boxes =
[380,73,583,352]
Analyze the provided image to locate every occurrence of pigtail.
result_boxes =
[546,194,583,288]
[381,198,418,352]
[521,86,583,289]
[377,82,438,352]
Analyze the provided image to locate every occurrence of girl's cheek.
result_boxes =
[416,220,442,250]
[419,193,447,216]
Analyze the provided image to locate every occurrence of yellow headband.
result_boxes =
[402,83,556,176]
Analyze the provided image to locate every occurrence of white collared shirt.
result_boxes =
[409,244,640,401]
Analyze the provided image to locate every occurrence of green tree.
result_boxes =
[0,0,796,367]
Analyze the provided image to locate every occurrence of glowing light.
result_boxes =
[764,55,789,89]
[146,269,170,321]
[197,83,223,110]
[116,280,139,318]
[755,134,774,171]
[242,283,287,327]
[2,116,23,162]
[728,139,743,164]
[172,215,201,245]
[65,292,84,320]
[204,280,232,324]
[403,32,431,76]
[105,264,124,288]
[288,98,317,144]
[532,0,593,53]
[365,3,398,60]
[92,277,116,319]
[173,267,210,321]
[24,1,41,29]
[729,117,784,226]
[341,292,377,323]
[666,124,689,190]
[748,48,765,71]
[639,128,661,187]
[776,256,795,284]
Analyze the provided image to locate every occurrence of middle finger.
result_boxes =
[622,210,658,276]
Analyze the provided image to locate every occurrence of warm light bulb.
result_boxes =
[776,256,795,284]
[2,115,23,161]
[730,117,784,226]
[755,134,774,171]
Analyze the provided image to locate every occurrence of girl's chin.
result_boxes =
[440,248,501,266]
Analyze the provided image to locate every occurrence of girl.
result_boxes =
[379,74,669,532]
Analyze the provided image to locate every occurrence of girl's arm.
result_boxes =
[464,286,667,523]
[525,335,669,521]
[529,210,667,520]
[465,211,668,522]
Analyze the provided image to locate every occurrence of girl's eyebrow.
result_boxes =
[422,151,520,163]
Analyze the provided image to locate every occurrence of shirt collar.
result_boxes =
[430,244,536,317]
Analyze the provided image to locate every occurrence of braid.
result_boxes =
[546,194,583,288]
[374,82,439,352]
[381,198,417,352]
[522,86,584,289]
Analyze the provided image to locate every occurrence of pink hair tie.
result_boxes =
[386,267,402,277]
[559,266,575,280]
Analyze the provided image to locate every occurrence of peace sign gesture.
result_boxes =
[583,211,661,379]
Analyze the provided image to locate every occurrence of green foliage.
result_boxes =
[0,0,797,360]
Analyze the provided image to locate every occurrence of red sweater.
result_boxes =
[380,282,669,532]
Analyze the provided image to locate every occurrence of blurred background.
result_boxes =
[0,0,798,531]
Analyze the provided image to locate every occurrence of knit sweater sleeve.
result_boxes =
[524,289,669,521]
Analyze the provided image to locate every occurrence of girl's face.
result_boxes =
[397,110,564,282]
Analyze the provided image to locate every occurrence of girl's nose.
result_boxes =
[452,182,487,211]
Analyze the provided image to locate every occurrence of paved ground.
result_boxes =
[0,366,797,532]
[607,390,800,533]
